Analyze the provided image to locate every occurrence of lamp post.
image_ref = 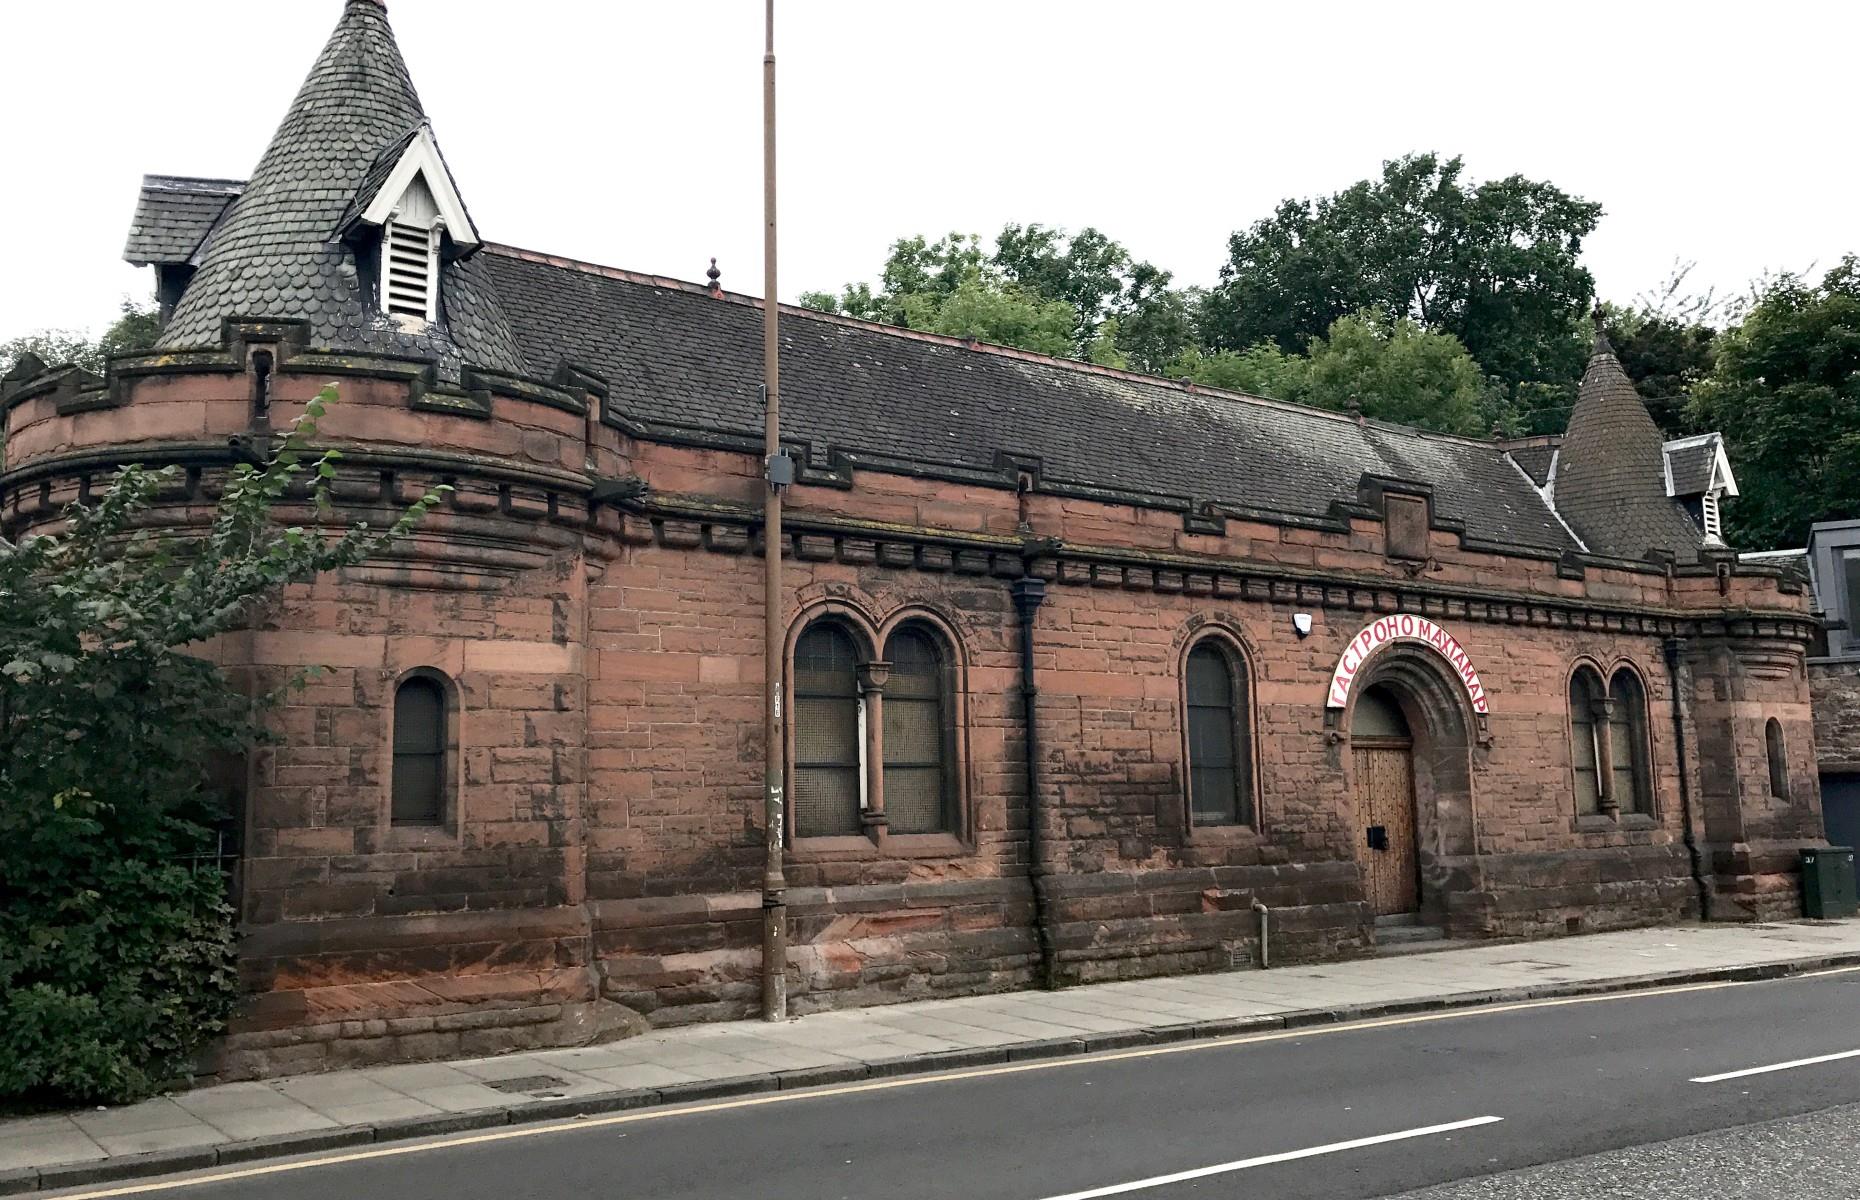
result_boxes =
[759,0,791,1023]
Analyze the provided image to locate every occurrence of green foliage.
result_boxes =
[1199,153,1601,397]
[0,298,161,377]
[95,300,163,363]
[0,386,443,1104]
[1691,255,1860,549]
[1169,311,1495,436]
[1599,303,1715,438]
[800,225,1195,372]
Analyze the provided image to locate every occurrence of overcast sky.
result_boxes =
[3,1,1854,341]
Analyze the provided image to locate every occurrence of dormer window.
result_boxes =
[1662,432,1740,549]
[344,124,481,333]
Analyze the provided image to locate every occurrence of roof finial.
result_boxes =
[706,257,723,298]
[1591,305,1613,356]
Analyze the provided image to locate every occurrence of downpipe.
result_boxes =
[1252,898,1271,970]
[1012,576,1058,989]
[1662,637,1713,922]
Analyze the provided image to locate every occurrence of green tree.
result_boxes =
[1170,311,1496,436]
[1199,153,1601,398]
[0,386,443,1103]
[1,298,162,376]
[1600,303,1715,437]
[801,225,1196,371]
[1690,255,1860,549]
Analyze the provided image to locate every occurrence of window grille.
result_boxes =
[883,627,952,834]
[1569,671,1605,815]
[793,624,862,837]
[392,676,446,825]
[1607,669,1653,815]
[1186,642,1252,826]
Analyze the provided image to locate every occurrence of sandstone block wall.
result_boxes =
[0,343,1827,1076]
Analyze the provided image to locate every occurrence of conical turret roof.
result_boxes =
[158,0,523,377]
[1554,315,1706,559]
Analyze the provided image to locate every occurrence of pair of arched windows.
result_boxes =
[1185,639,1254,827]
[792,622,956,840]
[1568,667,1651,816]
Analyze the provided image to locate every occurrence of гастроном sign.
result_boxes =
[1326,613,1488,715]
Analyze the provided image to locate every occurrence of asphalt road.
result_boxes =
[51,968,1860,1200]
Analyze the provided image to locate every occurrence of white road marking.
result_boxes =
[1691,1047,1860,1083]
[1031,1116,1505,1200]
[51,969,1857,1200]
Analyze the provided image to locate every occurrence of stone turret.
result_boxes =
[157,0,521,379]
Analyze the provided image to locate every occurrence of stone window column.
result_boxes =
[1593,695,1620,817]
[858,660,891,846]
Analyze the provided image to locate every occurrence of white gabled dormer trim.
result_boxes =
[1661,431,1740,499]
[359,125,479,249]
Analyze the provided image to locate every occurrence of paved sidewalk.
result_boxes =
[5,919,1860,1194]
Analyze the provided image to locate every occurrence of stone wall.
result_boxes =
[1812,659,1860,773]
[0,341,1826,1077]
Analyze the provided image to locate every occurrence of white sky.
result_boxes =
[2,0,1854,340]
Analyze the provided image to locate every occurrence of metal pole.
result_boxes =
[759,0,789,1022]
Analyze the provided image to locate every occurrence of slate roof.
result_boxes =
[1508,444,1557,489]
[332,124,422,237]
[483,247,1581,554]
[1554,327,1706,559]
[127,0,1706,564]
[156,0,522,378]
[122,175,244,266]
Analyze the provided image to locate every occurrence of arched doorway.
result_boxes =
[1351,685,1418,915]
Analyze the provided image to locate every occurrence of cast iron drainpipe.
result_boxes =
[1662,637,1712,921]
[1012,576,1058,989]
[1252,898,1271,969]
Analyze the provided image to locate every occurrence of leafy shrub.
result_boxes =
[0,386,440,1103]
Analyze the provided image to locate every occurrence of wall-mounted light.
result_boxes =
[1293,613,1313,639]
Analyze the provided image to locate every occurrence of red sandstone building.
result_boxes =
[0,2,1829,1075]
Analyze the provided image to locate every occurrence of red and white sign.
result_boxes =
[1326,613,1487,715]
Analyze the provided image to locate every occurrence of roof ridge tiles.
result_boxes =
[479,241,1512,453]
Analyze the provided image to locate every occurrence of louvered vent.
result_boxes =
[1701,492,1723,543]
[383,218,437,322]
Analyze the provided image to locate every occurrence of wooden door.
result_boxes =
[1353,744,1419,915]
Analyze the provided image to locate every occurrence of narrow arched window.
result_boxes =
[883,626,954,834]
[1608,669,1652,815]
[793,624,862,837]
[1766,718,1789,799]
[1186,641,1252,826]
[1569,670,1605,816]
[392,675,447,826]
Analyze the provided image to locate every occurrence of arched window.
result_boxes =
[793,623,863,838]
[1568,669,1606,816]
[392,675,448,826]
[883,626,954,834]
[1185,640,1253,826]
[1608,669,1652,815]
[1766,718,1790,799]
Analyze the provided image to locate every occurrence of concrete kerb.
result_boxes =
[13,948,1860,1195]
